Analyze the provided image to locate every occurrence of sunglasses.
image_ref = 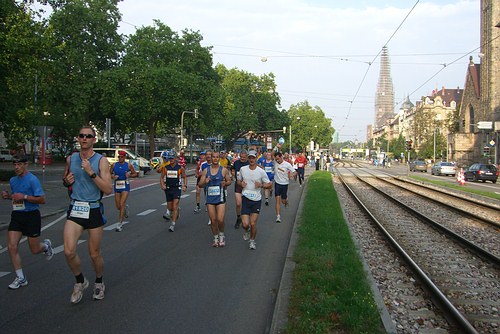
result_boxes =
[79,133,95,139]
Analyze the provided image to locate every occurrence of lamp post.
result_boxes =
[289,116,300,154]
[180,109,198,151]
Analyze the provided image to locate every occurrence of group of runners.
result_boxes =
[2,127,308,304]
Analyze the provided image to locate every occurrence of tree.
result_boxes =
[288,101,334,152]
[214,64,287,149]
[0,1,48,151]
[42,0,123,150]
[112,21,220,157]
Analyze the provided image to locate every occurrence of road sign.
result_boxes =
[477,121,493,130]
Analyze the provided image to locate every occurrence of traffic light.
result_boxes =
[483,146,490,156]
[405,139,413,151]
[194,108,198,119]
[283,126,287,134]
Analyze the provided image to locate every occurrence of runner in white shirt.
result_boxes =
[273,151,297,223]
[237,149,272,250]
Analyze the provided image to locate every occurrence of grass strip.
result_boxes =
[285,171,385,334]
[410,175,500,200]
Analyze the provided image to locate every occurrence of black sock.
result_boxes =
[95,276,103,284]
[75,273,84,284]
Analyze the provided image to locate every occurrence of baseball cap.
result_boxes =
[12,154,28,163]
[248,149,257,158]
[118,150,126,156]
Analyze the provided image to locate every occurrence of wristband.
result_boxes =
[63,178,73,187]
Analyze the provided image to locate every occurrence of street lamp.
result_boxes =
[180,109,198,150]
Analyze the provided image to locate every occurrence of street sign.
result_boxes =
[477,121,493,130]
[489,140,496,147]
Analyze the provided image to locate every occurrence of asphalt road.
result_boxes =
[0,167,306,334]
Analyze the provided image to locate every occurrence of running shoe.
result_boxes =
[234,216,242,229]
[163,211,171,220]
[211,235,219,247]
[71,278,89,304]
[208,219,211,225]
[265,199,269,206]
[124,204,129,218]
[193,206,201,213]
[243,228,250,241]
[169,223,175,232]
[276,215,281,223]
[8,276,28,290]
[43,239,53,260]
[218,234,226,247]
[115,223,123,232]
[249,240,256,250]
[93,282,105,300]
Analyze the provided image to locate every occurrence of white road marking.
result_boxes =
[137,209,157,216]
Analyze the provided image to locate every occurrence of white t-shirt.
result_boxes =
[238,165,270,201]
[274,160,295,185]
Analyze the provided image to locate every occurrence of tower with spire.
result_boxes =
[374,46,395,128]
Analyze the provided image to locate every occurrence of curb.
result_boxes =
[269,172,309,333]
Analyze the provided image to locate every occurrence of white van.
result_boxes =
[0,149,13,162]
[93,148,151,174]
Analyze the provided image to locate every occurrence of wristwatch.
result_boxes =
[90,172,97,179]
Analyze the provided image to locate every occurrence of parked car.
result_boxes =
[431,161,456,176]
[409,160,427,172]
[464,163,498,183]
[0,149,13,162]
[93,148,151,174]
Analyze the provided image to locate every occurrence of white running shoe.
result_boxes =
[43,239,53,260]
[93,282,105,300]
[218,234,226,247]
[208,219,211,225]
[8,276,28,289]
[115,224,123,232]
[276,215,281,223]
[163,210,171,220]
[211,235,219,247]
[249,240,256,250]
[243,228,250,241]
[169,223,175,232]
[71,278,89,304]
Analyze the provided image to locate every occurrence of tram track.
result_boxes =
[334,165,500,333]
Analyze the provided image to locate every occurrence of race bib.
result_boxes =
[70,201,91,219]
[298,163,304,168]
[242,189,259,200]
[12,199,25,211]
[265,166,273,173]
[207,186,221,196]
[115,180,126,189]
[167,170,178,178]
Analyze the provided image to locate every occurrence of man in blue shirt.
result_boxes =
[2,154,53,289]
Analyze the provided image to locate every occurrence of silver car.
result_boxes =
[431,161,456,176]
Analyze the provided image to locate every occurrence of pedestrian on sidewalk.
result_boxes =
[110,150,138,232]
[2,154,53,290]
[237,149,272,250]
[62,126,113,304]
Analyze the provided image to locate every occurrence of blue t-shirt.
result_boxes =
[9,172,44,212]
[70,152,103,207]
[261,159,275,181]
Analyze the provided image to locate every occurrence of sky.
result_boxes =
[116,0,480,142]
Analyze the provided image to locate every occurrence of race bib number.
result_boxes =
[242,189,258,200]
[70,201,90,219]
[298,163,304,168]
[12,199,25,211]
[167,170,178,178]
[115,180,126,189]
[207,186,221,196]
[265,166,273,173]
